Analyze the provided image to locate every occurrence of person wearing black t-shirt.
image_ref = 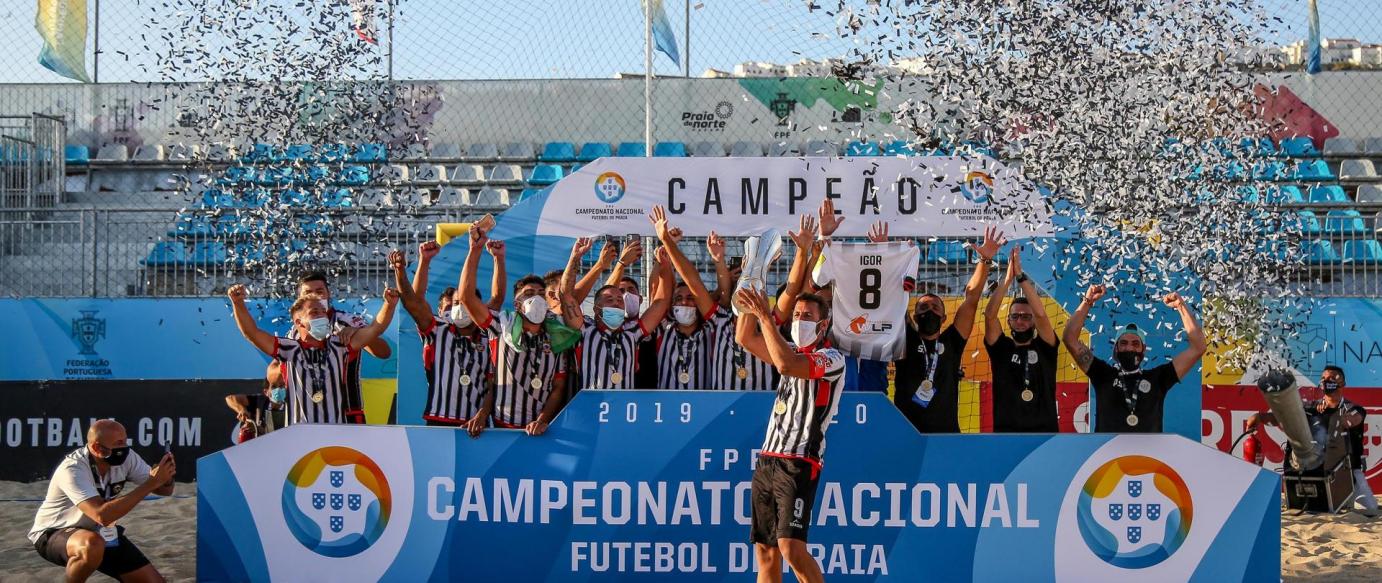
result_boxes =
[1063,285,1206,433]
[894,226,1006,433]
[984,246,1059,432]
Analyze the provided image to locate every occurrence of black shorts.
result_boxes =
[34,526,150,578]
[750,456,820,545]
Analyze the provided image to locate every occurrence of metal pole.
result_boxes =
[684,0,690,78]
[645,0,653,157]
[387,0,395,81]
[93,0,100,83]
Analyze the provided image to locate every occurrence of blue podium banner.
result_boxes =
[197,392,1279,582]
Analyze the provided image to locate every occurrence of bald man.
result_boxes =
[29,420,176,583]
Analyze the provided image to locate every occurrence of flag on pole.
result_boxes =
[35,0,91,83]
[350,0,379,45]
[1306,0,1322,74]
[643,0,681,66]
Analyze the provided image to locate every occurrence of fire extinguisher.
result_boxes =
[1241,421,1264,466]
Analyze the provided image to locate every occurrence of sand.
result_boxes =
[1,479,1377,581]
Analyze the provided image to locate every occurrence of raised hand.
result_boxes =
[818,199,845,237]
[468,225,489,247]
[150,452,176,485]
[866,221,889,243]
[384,287,400,303]
[418,240,440,261]
[1163,292,1186,310]
[387,249,406,273]
[570,236,594,259]
[974,225,1006,261]
[734,287,771,318]
[1083,284,1106,304]
[227,283,248,302]
[707,231,726,262]
[486,239,506,259]
[648,205,682,245]
[788,214,818,250]
[653,245,669,266]
[1006,245,1022,282]
[596,238,617,266]
[618,239,644,266]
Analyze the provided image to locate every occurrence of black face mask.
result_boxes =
[1321,380,1340,393]
[1011,328,1035,343]
[916,311,942,335]
[1115,350,1144,372]
[100,446,131,466]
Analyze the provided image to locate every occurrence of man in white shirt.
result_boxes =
[29,419,176,583]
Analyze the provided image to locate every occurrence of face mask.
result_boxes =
[520,296,549,324]
[100,445,131,466]
[449,305,472,327]
[307,317,332,340]
[672,306,698,326]
[1321,380,1340,393]
[916,311,942,335]
[600,307,627,329]
[269,388,287,403]
[1115,350,1144,372]
[791,319,821,347]
[1011,328,1035,343]
[623,292,641,318]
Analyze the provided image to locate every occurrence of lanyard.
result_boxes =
[1114,370,1142,414]
[675,331,699,373]
[87,455,115,501]
[917,339,941,385]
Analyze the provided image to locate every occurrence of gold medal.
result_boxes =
[459,374,472,386]
[920,379,934,391]
[310,391,324,404]
[530,378,544,390]
[736,367,748,380]
[774,401,787,415]
[678,371,691,385]
[1021,389,1034,402]
[1126,414,1139,427]
[610,371,623,385]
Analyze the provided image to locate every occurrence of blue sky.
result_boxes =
[2,0,1381,84]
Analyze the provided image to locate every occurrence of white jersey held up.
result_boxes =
[811,241,919,361]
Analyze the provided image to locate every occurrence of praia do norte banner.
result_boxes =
[197,392,1279,582]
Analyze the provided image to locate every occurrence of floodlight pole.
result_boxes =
[645,0,653,157]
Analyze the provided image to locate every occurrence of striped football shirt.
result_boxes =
[274,336,356,425]
[420,315,500,423]
[760,342,848,464]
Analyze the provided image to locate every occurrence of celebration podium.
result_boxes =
[198,392,1279,582]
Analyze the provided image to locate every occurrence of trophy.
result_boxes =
[733,228,783,316]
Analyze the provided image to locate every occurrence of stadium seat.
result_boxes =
[64,144,90,165]
[1339,159,1377,180]
[1212,161,1246,181]
[1305,240,1341,265]
[1365,137,1382,155]
[300,165,330,184]
[142,241,189,266]
[241,189,272,208]
[133,144,165,161]
[450,164,485,186]
[1279,136,1320,157]
[412,164,447,183]
[1182,163,1205,181]
[401,142,428,160]
[689,142,724,157]
[200,189,237,209]
[430,143,462,160]
[1343,240,1382,264]
[279,239,309,260]
[436,187,466,207]
[169,214,213,238]
[1291,159,1335,181]
[1308,185,1349,203]
[616,142,647,157]
[577,142,612,162]
[540,142,577,163]
[1324,210,1368,235]
[379,164,409,183]
[277,189,310,207]
[846,140,881,156]
[191,242,229,266]
[465,143,499,161]
[569,163,583,175]
[322,188,354,208]
[654,142,687,157]
[1266,185,1305,204]
[527,164,564,186]
[232,242,266,265]
[317,143,349,162]
[729,141,763,157]
[256,166,294,186]
[1357,184,1382,203]
[1235,186,1261,203]
[805,140,839,156]
[243,143,275,163]
[767,141,799,157]
[926,240,970,264]
[1251,160,1287,181]
[1296,211,1323,235]
[1323,137,1360,156]
[472,187,510,207]
[1238,137,1277,158]
[1255,239,1291,262]
[501,142,535,160]
[339,165,370,185]
[351,143,387,162]
[883,140,915,156]
[487,164,523,184]
[517,188,543,203]
[298,215,331,236]
[166,143,200,161]
[282,144,315,162]
[94,144,129,162]
[384,188,423,207]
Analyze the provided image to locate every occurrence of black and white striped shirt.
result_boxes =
[420,315,499,423]
[655,307,724,390]
[287,310,369,417]
[711,312,776,391]
[483,309,567,427]
[274,336,356,425]
[760,342,847,464]
[577,318,646,390]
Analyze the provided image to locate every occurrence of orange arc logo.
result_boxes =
[849,315,867,334]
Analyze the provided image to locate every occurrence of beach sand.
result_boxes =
[2,479,1378,581]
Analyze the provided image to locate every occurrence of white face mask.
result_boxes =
[449,305,472,327]
[672,305,698,326]
[790,319,821,347]
[623,292,641,318]
[307,317,332,340]
[520,296,549,324]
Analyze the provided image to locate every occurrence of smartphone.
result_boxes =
[164,440,173,457]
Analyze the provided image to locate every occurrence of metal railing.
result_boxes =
[0,114,64,209]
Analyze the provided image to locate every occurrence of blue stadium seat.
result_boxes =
[318,143,349,163]
[277,189,310,207]
[540,142,577,163]
[256,166,294,186]
[925,240,969,264]
[616,142,647,157]
[352,143,387,163]
[241,189,272,208]
[1255,239,1291,262]
[846,141,881,156]
[1343,240,1382,264]
[191,242,229,266]
[1324,210,1368,234]
[243,143,276,163]
[64,144,90,165]
[1279,136,1320,157]
[1251,160,1287,181]
[1305,240,1341,265]
[282,144,315,162]
[527,164,564,186]
[169,214,213,238]
[517,188,543,203]
[142,242,189,266]
[1295,211,1323,235]
[1235,186,1261,203]
[1308,185,1349,203]
[1182,163,1205,181]
[200,189,237,209]
[298,215,330,236]
[882,140,914,156]
[323,188,354,208]
[300,165,331,184]
[217,165,255,185]
[1291,159,1335,181]
[339,165,370,185]
[569,163,583,175]
[1212,161,1246,181]
[1238,137,1277,158]
[577,142,612,162]
[1266,185,1304,204]
[214,216,250,237]
[653,142,687,157]
[279,239,309,260]
[233,242,266,265]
